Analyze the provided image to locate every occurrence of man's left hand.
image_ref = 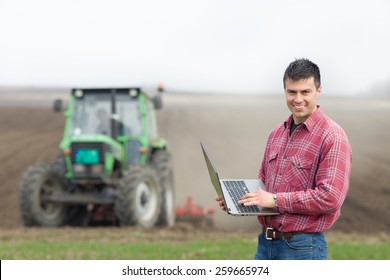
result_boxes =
[238,188,276,208]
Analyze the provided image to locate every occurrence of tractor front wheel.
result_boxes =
[115,165,161,228]
[19,163,67,227]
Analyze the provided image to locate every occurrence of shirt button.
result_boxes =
[278,173,282,176]
[283,155,287,159]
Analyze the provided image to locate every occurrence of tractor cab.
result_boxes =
[68,88,145,139]
[54,88,165,185]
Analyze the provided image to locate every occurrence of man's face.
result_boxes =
[284,77,322,124]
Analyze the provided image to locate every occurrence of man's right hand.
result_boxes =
[215,195,227,212]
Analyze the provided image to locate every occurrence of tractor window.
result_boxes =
[71,94,112,136]
[69,93,143,137]
[116,95,143,136]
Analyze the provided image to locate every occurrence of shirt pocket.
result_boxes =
[285,155,314,190]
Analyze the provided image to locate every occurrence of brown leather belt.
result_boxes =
[263,227,303,240]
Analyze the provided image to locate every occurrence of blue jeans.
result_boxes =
[254,232,328,260]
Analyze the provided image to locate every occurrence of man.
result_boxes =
[216,58,352,260]
[96,108,110,135]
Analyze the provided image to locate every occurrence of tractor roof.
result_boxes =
[71,88,156,101]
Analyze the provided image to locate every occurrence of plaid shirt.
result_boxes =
[258,106,352,233]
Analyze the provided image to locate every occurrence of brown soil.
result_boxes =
[0,91,389,234]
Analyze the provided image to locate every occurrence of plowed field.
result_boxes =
[1,89,389,234]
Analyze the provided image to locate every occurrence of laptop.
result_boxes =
[200,141,280,216]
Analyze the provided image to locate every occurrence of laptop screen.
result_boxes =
[200,141,222,195]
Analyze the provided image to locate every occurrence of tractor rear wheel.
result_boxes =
[115,165,161,228]
[152,150,175,227]
[19,163,67,227]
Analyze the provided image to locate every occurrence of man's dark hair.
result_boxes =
[283,58,321,89]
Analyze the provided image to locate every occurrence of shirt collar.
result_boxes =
[284,105,322,132]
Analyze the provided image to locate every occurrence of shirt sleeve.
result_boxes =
[278,129,352,215]
[258,152,267,184]
[258,130,274,185]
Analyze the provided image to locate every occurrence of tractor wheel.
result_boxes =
[152,150,175,227]
[115,165,161,228]
[19,163,67,227]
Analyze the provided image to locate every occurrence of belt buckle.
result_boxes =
[265,227,275,240]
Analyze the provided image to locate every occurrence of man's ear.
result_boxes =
[316,86,322,98]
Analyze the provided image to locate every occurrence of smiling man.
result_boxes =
[216,58,353,260]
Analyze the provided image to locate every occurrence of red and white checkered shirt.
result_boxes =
[258,106,352,233]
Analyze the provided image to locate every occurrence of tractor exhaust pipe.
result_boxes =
[110,89,118,139]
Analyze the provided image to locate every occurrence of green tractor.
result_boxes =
[19,87,175,228]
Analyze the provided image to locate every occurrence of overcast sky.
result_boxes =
[0,0,389,95]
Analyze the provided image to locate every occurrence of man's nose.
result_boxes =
[294,93,303,103]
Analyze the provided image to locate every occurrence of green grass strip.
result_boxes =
[1,239,389,260]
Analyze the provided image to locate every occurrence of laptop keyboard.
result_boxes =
[223,180,261,213]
